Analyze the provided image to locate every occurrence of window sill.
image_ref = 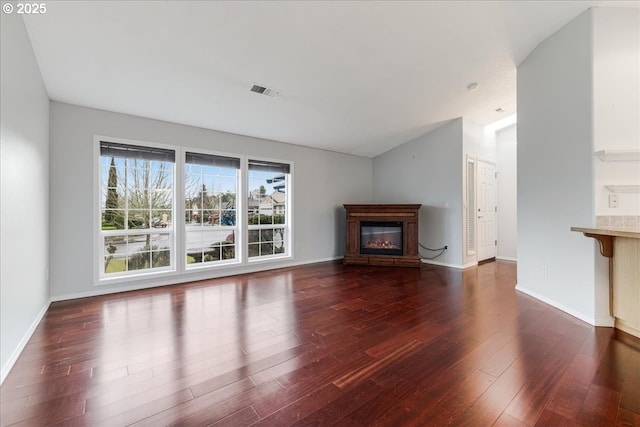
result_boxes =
[185,259,243,271]
[97,267,179,286]
[247,254,293,265]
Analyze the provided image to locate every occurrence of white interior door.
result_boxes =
[477,160,497,262]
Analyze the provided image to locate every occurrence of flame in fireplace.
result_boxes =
[363,240,401,250]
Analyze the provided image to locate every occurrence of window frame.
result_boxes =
[183,147,243,270]
[94,136,179,285]
[246,156,293,264]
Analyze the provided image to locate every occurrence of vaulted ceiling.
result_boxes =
[22,1,637,157]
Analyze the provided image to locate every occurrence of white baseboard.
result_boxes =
[51,256,343,302]
[1,300,51,385]
[421,259,477,270]
[595,316,615,328]
[515,284,597,326]
[496,256,517,262]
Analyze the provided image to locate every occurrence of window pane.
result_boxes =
[150,233,171,249]
[101,161,124,207]
[186,229,203,263]
[222,192,236,209]
[201,229,236,264]
[202,165,219,175]
[151,162,173,197]
[202,210,215,227]
[105,254,127,274]
[248,243,260,258]
[204,175,220,196]
[105,235,126,256]
[202,190,216,210]
[128,250,151,271]
[221,176,236,194]
[128,210,148,229]
[248,210,259,225]
[102,210,125,230]
[260,229,273,242]
[127,234,148,253]
[274,209,285,225]
[206,210,221,226]
[222,245,235,260]
[185,173,202,200]
[151,249,170,268]
[186,163,201,175]
[152,210,172,229]
[248,229,259,244]
[274,228,286,254]
[221,209,235,226]
[260,242,273,256]
[203,229,226,249]
[203,247,221,263]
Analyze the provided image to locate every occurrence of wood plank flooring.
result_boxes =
[1,260,639,426]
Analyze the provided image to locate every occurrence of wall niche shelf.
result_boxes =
[594,150,640,161]
[605,185,640,193]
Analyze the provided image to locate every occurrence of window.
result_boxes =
[184,152,240,267]
[97,139,293,283]
[100,141,175,277]
[247,159,291,259]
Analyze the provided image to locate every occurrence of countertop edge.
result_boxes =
[571,226,640,239]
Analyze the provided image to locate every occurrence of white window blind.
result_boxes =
[466,157,476,255]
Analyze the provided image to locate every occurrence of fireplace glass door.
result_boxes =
[360,221,403,256]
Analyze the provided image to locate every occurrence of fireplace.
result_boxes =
[344,204,421,267]
[360,221,403,256]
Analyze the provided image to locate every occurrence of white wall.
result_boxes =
[49,102,373,299]
[593,7,640,217]
[373,119,464,268]
[517,10,598,324]
[1,14,51,382]
[464,119,497,163]
[592,7,639,325]
[496,124,517,261]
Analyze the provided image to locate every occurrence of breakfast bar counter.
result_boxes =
[572,226,640,338]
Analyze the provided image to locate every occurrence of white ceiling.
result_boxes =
[21,1,637,157]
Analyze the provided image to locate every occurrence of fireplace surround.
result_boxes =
[344,204,421,267]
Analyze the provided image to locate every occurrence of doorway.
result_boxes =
[477,160,497,262]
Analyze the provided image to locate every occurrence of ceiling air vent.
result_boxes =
[250,83,280,98]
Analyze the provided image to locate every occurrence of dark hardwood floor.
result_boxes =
[1,260,639,426]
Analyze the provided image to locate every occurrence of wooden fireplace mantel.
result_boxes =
[344,204,421,267]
